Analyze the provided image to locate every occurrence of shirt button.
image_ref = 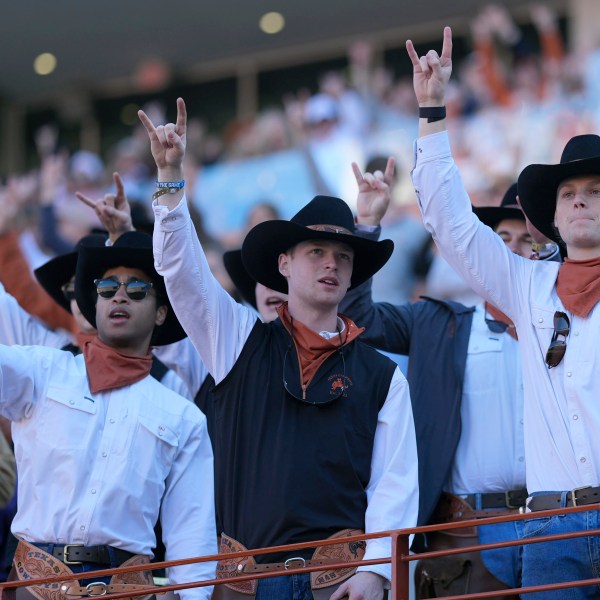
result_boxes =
[102,452,108,458]
[69,400,75,405]
[91,489,96,494]
[538,318,543,323]
[567,372,572,377]
[518,456,524,462]
[80,526,85,531]
[580,457,587,463]
[520,419,524,425]
[573,415,579,420]
[574,331,579,336]
[110,419,115,424]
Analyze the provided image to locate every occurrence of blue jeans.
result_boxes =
[478,519,524,589]
[522,495,600,599]
[256,573,313,600]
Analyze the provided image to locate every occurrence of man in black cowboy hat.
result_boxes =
[141,99,418,600]
[0,230,216,599]
[408,27,600,598]
[344,178,542,598]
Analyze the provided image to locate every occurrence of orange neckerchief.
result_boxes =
[277,303,364,390]
[75,331,97,350]
[485,302,518,341]
[82,336,153,394]
[557,257,600,318]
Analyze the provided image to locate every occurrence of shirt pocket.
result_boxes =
[530,306,557,354]
[131,414,179,484]
[36,386,98,450]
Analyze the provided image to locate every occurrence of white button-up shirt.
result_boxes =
[0,282,192,401]
[0,343,216,600]
[152,197,419,584]
[447,303,526,494]
[412,131,600,494]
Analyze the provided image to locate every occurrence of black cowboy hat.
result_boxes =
[241,195,394,294]
[34,234,108,313]
[75,231,186,345]
[473,183,524,230]
[223,249,258,309]
[518,134,600,243]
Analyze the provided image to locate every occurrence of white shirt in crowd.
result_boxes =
[446,303,526,495]
[152,197,420,584]
[412,131,600,495]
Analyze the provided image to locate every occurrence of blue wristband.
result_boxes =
[155,180,185,189]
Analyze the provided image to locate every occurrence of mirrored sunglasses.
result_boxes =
[94,278,154,301]
[545,311,570,369]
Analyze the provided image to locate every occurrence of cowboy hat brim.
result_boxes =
[241,219,394,294]
[34,234,108,314]
[518,155,600,243]
[34,252,78,313]
[223,249,257,309]
[75,236,186,346]
[472,206,524,231]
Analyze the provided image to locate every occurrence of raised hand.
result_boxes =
[406,26,453,107]
[352,157,395,227]
[76,172,134,242]
[138,97,187,179]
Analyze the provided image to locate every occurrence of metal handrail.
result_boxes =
[1,502,598,599]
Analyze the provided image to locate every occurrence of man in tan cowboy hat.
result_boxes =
[140,99,418,600]
[0,231,216,599]
[407,27,600,598]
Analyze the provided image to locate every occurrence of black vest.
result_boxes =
[203,318,396,562]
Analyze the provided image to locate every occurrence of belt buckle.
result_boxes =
[504,491,521,509]
[85,582,108,596]
[63,544,84,565]
[284,557,306,570]
[570,485,592,507]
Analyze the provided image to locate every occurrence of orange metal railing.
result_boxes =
[1,503,599,599]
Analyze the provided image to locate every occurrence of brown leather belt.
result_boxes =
[33,543,135,566]
[461,489,528,510]
[528,486,600,512]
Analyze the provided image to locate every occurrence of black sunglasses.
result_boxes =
[282,320,347,406]
[484,305,514,335]
[545,311,570,369]
[94,278,154,301]
[61,281,76,302]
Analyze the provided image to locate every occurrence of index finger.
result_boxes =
[384,157,396,182]
[112,172,125,197]
[351,162,364,185]
[75,191,97,209]
[406,40,421,68]
[138,109,157,138]
[441,26,453,62]
[175,97,187,135]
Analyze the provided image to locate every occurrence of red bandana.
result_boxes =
[277,303,364,389]
[485,302,518,341]
[82,336,153,394]
[556,257,600,318]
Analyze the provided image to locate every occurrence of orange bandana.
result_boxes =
[277,303,364,389]
[75,331,97,350]
[82,336,153,394]
[557,257,600,318]
[485,302,518,341]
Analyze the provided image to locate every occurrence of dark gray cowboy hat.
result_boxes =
[241,195,394,294]
[518,134,600,243]
[75,230,186,345]
[473,183,524,230]
[34,234,108,313]
[223,249,258,309]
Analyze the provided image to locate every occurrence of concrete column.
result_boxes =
[0,101,25,175]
